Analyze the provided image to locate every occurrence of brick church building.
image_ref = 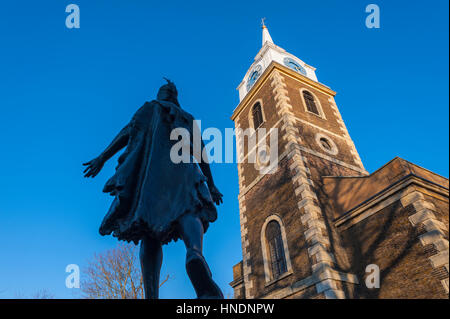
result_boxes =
[229,24,449,299]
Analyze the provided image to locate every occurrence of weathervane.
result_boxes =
[261,17,267,28]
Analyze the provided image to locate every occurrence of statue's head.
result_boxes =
[157,78,180,107]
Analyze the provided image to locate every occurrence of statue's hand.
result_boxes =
[209,184,223,205]
[83,156,105,178]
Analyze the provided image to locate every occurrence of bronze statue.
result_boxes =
[83,79,224,299]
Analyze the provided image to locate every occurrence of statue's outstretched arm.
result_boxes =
[99,124,130,162]
[83,124,130,178]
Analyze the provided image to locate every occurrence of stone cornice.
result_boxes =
[334,174,449,230]
[231,62,336,121]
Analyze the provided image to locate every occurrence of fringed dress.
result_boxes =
[99,100,217,245]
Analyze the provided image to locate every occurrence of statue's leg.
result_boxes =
[178,213,224,299]
[139,236,163,299]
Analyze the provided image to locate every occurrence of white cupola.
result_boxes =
[237,22,319,102]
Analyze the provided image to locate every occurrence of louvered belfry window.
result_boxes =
[266,220,287,279]
[252,102,264,128]
[303,91,319,115]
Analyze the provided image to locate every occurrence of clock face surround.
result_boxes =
[246,65,262,92]
[283,57,307,76]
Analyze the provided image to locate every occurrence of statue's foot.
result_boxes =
[186,248,224,299]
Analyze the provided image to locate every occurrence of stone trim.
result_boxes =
[232,61,336,121]
[269,70,351,299]
[235,122,246,192]
[292,143,367,175]
[335,175,449,230]
[327,96,365,171]
[262,264,358,299]
[270,71,302,147]
[292,115,351,143]
[237,194,254,298]
[400,191,449,294]
[237,137,367,201]
[289,113,367,174]
[315,132,339,156]
[264,270,294,288]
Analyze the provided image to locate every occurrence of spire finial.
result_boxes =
[261,18,273,46]
[261,17,267,29]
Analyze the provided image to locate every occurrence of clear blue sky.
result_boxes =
[0,1,448,298]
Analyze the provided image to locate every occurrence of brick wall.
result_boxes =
[339,193,448,298]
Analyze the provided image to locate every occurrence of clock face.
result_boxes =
[283,57,307,76]
[247,65,262,91]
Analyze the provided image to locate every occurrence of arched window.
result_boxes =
[303,90,319,115]
[266,220,287,279]
[252,102,264,128]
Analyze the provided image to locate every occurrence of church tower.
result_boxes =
[229,23,367,299]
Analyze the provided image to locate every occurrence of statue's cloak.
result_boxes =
[99,100,217,245]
